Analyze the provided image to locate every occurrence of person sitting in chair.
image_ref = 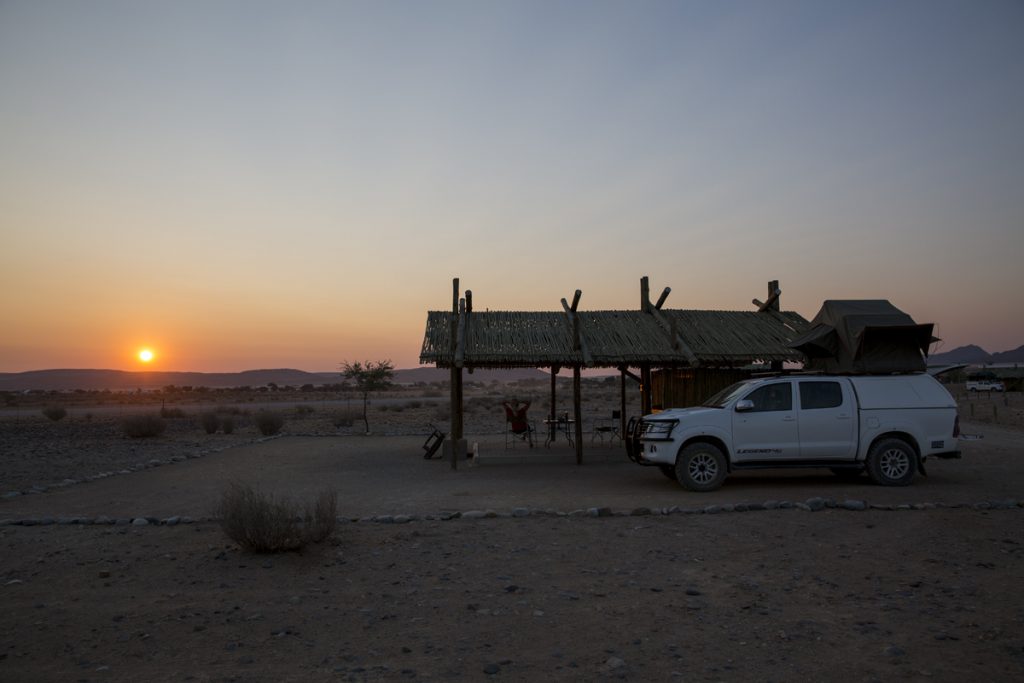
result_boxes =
[503,398,533,447]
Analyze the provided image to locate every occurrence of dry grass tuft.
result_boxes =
[216,483,337,553]
[42,406,67,422]
[254,410,284,436]
[123,414,167,438]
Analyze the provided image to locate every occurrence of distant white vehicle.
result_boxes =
[967,380,1004,392]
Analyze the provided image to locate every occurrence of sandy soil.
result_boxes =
[1,385,1022,681]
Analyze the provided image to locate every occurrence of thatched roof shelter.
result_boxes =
[420,277,810,468]
[420,308,807,369]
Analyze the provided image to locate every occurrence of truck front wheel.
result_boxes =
[675,443,727,492]
[866,438,916,486]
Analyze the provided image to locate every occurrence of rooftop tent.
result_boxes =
[789,300,935,374]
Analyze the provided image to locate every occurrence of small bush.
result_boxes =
[254,410,284,436]
[294,404,315,416]
[161,406,187,418]
[216,483,337,553]
[42,406,67,422]
[123,414,167,438]
[405,400,423,409]
[332,412,356,428]
[221,416,235,434]
[200,412,220,434]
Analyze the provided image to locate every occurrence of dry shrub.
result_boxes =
[123,414,166,438]
[254,410,284,436]
[216,483,337,553]
[42,406,67,422]
[160,405,187,418]
[200,412,220,434]
[332,411,357,428]
[294,404,315,416]
[221,416,235,434]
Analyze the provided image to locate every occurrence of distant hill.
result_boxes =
[929,345,992,364]
[0,366,550,392]
[990,345,1024,364]
[929,344,1024,365]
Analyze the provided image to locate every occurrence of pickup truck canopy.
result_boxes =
[789,300,935,374]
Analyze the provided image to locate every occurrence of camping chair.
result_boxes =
[503,400,535,448]
[591,410,622,445]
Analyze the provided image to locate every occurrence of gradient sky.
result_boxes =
[2,0,1022,373]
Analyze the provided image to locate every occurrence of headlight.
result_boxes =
[641,420,677,440]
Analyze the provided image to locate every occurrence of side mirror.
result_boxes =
[735,399,754,412]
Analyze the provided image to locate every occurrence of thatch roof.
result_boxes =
[420,308,809,369]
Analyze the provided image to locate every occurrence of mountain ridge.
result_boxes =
[0,367,550,392]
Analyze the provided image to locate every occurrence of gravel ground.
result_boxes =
[1,392,1021,682]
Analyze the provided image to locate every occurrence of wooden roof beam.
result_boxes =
[654,287,671,310]
[648,306,698,364]
[560,290,593,366]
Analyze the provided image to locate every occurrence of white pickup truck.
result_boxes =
[634,374,960,491]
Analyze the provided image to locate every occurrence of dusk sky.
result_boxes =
[2,1,1022,373]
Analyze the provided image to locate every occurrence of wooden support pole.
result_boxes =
[654,287,671,310]
[550,366,559,442]
[641,364,653,415]
[620,369,627,436]
[640,276,651,313]
[454,298,467,368]
[754,280,781,312]
[570,289,581,311]
[573,365,583,465]
[465,290,472,314]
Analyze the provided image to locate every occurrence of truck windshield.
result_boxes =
[702,381,755,408]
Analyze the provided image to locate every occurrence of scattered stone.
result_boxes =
[704,505,723,514]
[630,507,651,516]
[884,645,906,657]
[685,588,701,596]
[606,656,626,670]
[842,500,867,511]
[806,497,826,511]
[393,515,412,524]
[511,508,530,518]
[131,518,149,526]
[483,663,501,675]
[462,510,488,519]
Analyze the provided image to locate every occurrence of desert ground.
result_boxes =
[1,381,1022,682]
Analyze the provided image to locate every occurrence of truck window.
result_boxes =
[799,381,843,410]
[743,383,792,412]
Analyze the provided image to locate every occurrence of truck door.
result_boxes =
[731,381,800,462]
[795,380,857,459]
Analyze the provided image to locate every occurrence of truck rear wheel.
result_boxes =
[866,438,916,486]
[675,443,727,492]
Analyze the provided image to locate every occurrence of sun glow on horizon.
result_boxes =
[138,348,154,363]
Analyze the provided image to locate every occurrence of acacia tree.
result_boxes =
[341,360,395,433]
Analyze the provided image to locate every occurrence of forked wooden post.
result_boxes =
[449,278,464,470]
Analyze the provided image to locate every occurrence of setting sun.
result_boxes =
[138,349,154,363]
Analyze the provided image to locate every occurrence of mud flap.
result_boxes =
[917,454,927,477]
